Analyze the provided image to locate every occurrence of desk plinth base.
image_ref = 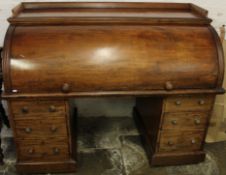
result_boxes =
[150,151,206,166]
[16,160,76,174]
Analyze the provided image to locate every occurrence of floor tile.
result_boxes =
[2,137,16,164]
[0,163,7,174]
[205,141,226,175]
[120,135,167,175]
[76,149,125,175]
[77,117,138,150]
[77,117,121,149]
[117,118,139,136]
[1,125,13,138]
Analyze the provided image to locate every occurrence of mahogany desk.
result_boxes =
[1,2,225,174]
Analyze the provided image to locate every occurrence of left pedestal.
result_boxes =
[7,99,76,174]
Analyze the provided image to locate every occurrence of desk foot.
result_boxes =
[16,160,77,174]
[150,151,206,166]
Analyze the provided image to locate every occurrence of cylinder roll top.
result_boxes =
[2,2,224,96]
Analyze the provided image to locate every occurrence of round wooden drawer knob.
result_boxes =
[62,83,70,93]
[165,81,173,90]
[49,105,56,112]
[25,127,32,133]
[50,126,58,133]
[171,120,177,125]
[53,148,60,155]
[28,148,34,154]
[198,99,205,105]
[21,106,29,114]
[175,100,181,106]
[194,118,201,125]
[191,139,196,144]
[168,141,174,146]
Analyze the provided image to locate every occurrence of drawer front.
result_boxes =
[158,130,204,153]
[15,117,68,139]
[18,144,69,162]
[11,100,66,118]
[164,96,214,112]
[161,112,209,130]
[17,137,69,146]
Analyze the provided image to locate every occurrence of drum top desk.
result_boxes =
[1,2,225,174]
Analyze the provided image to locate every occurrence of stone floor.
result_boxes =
[0,117,226,175]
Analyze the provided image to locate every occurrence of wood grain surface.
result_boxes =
[161,112,209,130]
[9,26,218,94]
[164,95,214,112]
[1,2,224,173]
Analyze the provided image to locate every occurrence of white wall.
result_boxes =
[0,0,225,117]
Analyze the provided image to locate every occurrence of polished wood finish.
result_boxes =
[8,25,219,94]
[7,99,76,173]
[136,95,215,166]
[1,2,224,174]
[18,144,69,162]
[11,100,65,117]
[2,88,224,99]
[8,2,212,25]
[3,3,224,97]
[151,151,206,166]
[164,96,214,112]
[161,112,209,130]
[159,130,204,152]
[16,160,76,174]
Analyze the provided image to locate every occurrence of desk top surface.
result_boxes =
[8,2,211,25]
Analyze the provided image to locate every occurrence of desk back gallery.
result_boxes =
[1,2,224,174]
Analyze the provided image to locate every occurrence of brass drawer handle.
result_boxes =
[194,118,201,125]
[50,126,58,133]
[168,141,174,146]
[171,120,177,125]
[21,106,29,114]
[49,105,56,112]
[191,139,196,144]
[175,100,181,106]
[62,83,70,93]
[25,127,32,133]
[28,148,34,154]
[53,148,60,155]
[198,99,205,105]
[165,81,173,90]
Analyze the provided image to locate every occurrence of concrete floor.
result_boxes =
[0,117,226,175]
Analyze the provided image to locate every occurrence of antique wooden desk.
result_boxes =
[1,2,225,174]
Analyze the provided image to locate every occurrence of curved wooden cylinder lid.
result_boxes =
[2,2,224,97]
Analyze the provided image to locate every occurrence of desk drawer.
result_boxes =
[158,130,204,153]
[161,112,209,130]
[17,137,69,146]
[164,95,214,112]
[15,117,68,138]
[18,144,69,162]
[11,100,66,118]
